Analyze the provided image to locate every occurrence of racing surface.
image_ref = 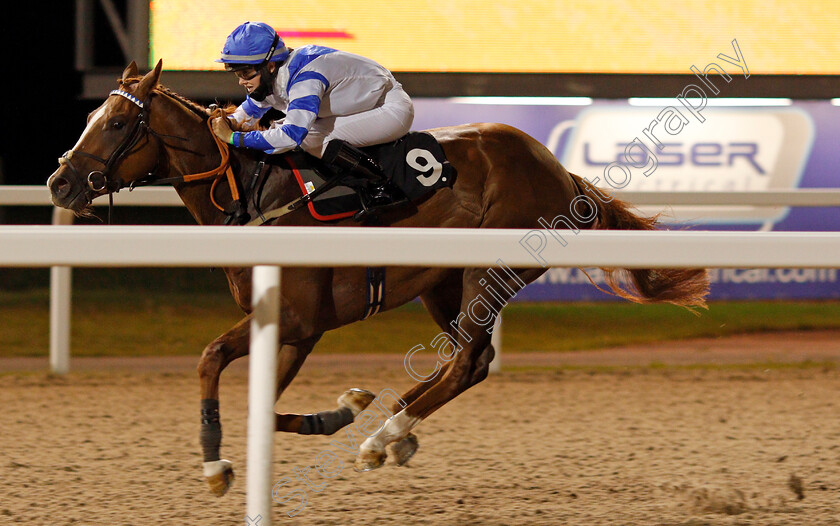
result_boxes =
[2,332,839,525]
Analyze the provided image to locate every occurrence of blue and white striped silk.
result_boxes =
[229,45,400,155]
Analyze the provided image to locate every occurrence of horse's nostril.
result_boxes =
[50,175,72,199]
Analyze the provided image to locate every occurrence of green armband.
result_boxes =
[231,132,247,148]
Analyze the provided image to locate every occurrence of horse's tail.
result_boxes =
[570,173,710,309]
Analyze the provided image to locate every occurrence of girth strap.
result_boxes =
[243,162,348,226]
[363,267,386,320]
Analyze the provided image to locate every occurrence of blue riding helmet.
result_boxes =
[216,22,289,66]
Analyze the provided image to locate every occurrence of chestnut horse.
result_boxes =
[48,61,709,496]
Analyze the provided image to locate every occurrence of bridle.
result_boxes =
[59,90,160,199]
[58,88,242,222]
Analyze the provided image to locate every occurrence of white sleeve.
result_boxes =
[241,73,327,154]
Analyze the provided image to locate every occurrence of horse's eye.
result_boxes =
[111,120,125,130]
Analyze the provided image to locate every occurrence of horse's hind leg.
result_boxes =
[384,273,463,465]
[394,272,464,406]
[410,269,512,398]
[387,273,503,466]
[273,334,376,435]
[356,266,521,471]
[387,343,496,468]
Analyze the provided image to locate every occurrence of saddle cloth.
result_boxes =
[281,132,457,221]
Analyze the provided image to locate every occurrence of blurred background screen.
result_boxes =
[151,0,840,74]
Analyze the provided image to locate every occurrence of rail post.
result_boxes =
[49,206,75,374]
[246,265,281,526]
[489,314,502,373]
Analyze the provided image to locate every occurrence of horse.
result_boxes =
[47,60,709,497]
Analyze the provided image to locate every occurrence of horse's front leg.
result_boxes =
[274,336,376,435]
[198,314,251,497]
[198,324,375,496]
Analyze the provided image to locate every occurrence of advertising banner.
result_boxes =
[412,98,840,300]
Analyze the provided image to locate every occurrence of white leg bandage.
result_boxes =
[360,410,420,452]
[203,459,231,478]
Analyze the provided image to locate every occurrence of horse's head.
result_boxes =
[48,60,165,213]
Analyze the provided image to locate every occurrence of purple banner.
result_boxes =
[413,99,840,300]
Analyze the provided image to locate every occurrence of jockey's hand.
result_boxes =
[211,116,234,145]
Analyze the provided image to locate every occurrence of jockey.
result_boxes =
[211,21,414,209]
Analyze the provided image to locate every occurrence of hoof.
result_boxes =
[354,449,387,472]
[204,459,235,497]
[337,388,376,417]
[390,433,419,466]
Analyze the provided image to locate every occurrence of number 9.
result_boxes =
[406,148,444,187]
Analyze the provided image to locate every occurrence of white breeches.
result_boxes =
[300,85,415,157]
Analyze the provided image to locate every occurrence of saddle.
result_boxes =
[275,132,457,222]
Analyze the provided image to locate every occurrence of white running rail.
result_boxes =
[1,186,181,374]
[3,185,840,375]
[2,225,840,526]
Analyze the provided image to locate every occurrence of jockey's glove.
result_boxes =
[211,116,235,145]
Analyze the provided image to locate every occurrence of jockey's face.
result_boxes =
[234,68,260,93]
[233,62,276,94]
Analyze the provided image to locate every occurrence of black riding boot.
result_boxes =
[322,140,397,217]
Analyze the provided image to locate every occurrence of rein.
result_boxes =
[60,88,242,222]
[130,118,242,212]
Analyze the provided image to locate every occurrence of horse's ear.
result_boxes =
[135,59,163,97]
[122,61,139,82]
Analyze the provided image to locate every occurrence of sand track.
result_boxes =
[2,332,839,525]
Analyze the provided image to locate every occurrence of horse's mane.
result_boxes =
[156,85,215,119]
[119,76,232,121]
[118,76,256,133]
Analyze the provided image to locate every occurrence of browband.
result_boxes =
[109,89,145,109]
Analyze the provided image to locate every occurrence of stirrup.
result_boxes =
[353,185,408,222]
[353,189,382,222]
[353,205,375,222]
